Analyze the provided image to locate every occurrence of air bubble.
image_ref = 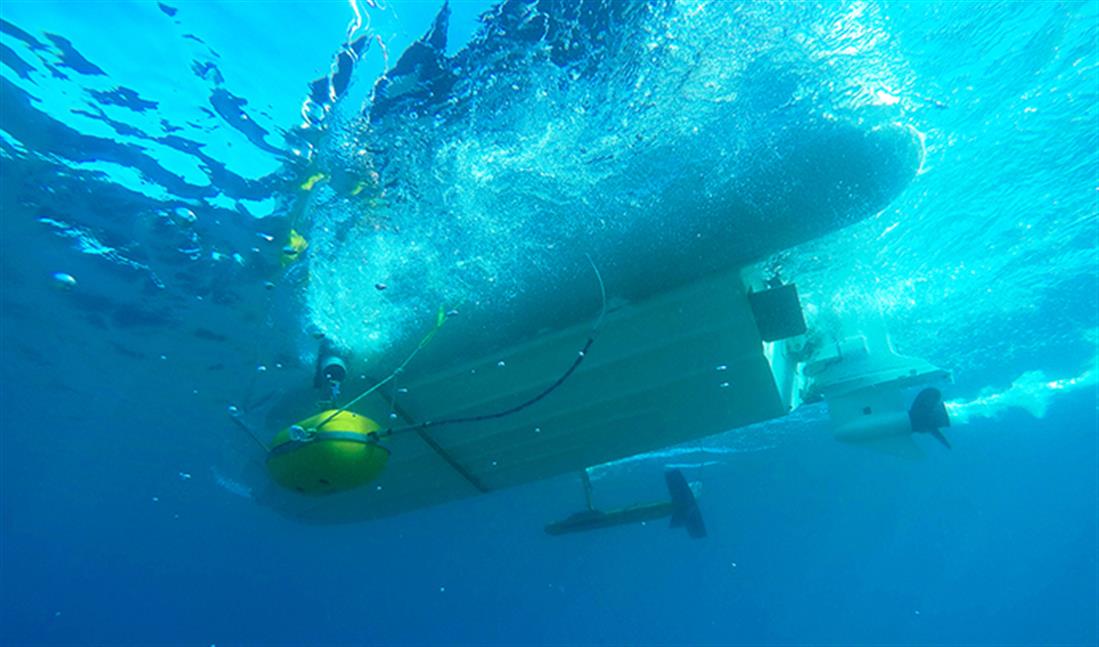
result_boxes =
[51,272,77,290]
[174,207,197,223]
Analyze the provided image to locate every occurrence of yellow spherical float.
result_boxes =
[266,409,389,495]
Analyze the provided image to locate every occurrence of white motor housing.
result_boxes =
[799,321,952,456]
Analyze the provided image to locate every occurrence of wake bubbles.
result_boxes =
[946,363,1096,424]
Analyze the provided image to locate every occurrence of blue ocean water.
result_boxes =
[1,0,1096,644]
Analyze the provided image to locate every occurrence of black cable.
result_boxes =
[380,255,606,439]
[380,336,595,438]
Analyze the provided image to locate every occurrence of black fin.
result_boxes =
[910,387,952,450]
[909,387,950,431]
[665,469,706,539]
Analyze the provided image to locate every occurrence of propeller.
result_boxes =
[909,387,952,449]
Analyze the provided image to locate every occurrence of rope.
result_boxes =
[229,414,270,453]
[310,308,449,431]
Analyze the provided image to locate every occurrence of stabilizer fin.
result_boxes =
[665,469,706,539]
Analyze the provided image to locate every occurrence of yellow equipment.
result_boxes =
[280,229,309,267]
[266,410,389,495]
[299,172,326,191]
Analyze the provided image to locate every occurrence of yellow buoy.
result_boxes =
[266,410,389,495]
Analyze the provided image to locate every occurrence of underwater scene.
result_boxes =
[1,0,1096,644]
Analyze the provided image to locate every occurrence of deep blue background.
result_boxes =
[1,0,1097,644]
[3,370,1095,644]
